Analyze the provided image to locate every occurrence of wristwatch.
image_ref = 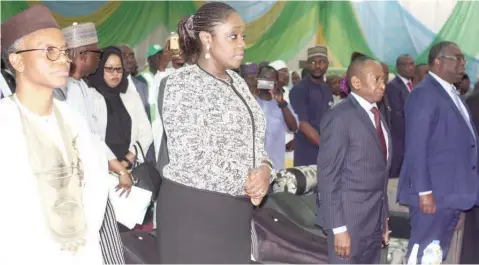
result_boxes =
[278,101,288,109]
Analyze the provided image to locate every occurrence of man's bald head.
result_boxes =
[347,56,386,103]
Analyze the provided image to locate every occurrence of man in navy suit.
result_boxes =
[386,54,415,178]
[397,41,479,262]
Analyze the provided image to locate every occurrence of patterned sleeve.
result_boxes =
[162,73,216,182]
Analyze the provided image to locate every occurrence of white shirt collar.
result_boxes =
[428,71,456,94]
[351,92,378,113]
[397,74,411,87]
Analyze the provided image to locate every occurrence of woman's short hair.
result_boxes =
[177,2,236,59]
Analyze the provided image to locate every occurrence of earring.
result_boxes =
[205,45,211,59]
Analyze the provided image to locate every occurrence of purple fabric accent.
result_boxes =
[340,75,349,95]
[242,63,258,75]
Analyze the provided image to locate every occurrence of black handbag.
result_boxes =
[121,230,159,264]
[252,207,329,264]
[132,141,162,201]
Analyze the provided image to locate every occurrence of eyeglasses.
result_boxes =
[15,46,71,61]
[104,66,123,73]
[440,55,467,64]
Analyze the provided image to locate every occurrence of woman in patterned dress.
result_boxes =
[155,2,273,263]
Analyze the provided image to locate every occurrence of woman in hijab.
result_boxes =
[88,46,153,201]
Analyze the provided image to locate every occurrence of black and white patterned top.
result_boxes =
[162,64,272,196]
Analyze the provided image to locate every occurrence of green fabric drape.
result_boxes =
[243,1,319,62]
[3,1,478,72]
[95,1,197,47]
[414,1,479,64]
[0,1,372,66]
[0,1,198,48]
[318,1,376,65]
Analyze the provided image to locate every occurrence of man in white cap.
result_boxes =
[269,60,296,159]
[269,60,290,102]
[56,22,102,129]
[0,5,109,264]
[60,22,127,264]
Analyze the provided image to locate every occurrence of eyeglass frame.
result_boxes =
[104,66,123,74]
[439,55,467,64]
[15,46,71,62]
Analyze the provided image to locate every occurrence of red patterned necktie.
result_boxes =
[371,107,387,160]
[407,81,413,92]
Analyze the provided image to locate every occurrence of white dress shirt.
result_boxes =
[397,74,412,92]
[65,78,100,135]
[333,92,390,235]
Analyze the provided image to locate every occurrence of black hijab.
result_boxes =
[88,46,132,161]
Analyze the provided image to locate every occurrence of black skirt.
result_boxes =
[156,178,253,264]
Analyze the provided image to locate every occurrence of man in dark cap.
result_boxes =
[0,5,111,264]
[290,45,333,166]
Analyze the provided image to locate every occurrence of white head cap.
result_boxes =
[62,22,98,49]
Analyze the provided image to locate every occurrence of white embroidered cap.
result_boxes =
[62,22,98,49]
[269,60,287,71]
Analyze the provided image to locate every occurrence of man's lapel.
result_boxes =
[348,94,385,162]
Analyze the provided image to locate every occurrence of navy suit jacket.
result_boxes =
[397,74,479,211]
[131,76,150,120]
[386,76,410,178]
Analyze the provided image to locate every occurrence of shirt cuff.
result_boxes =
[332,226,347,234]
[419,191,432,196]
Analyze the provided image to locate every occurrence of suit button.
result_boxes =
[473,145,476,148]
[473,166,477,170]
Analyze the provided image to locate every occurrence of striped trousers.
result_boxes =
[99,198,125,264]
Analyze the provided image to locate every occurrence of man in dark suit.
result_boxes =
[318,56,391,264]
[397,41,479,262]
[386,55,415,179]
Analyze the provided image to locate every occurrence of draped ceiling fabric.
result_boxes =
[2,0,479,83]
